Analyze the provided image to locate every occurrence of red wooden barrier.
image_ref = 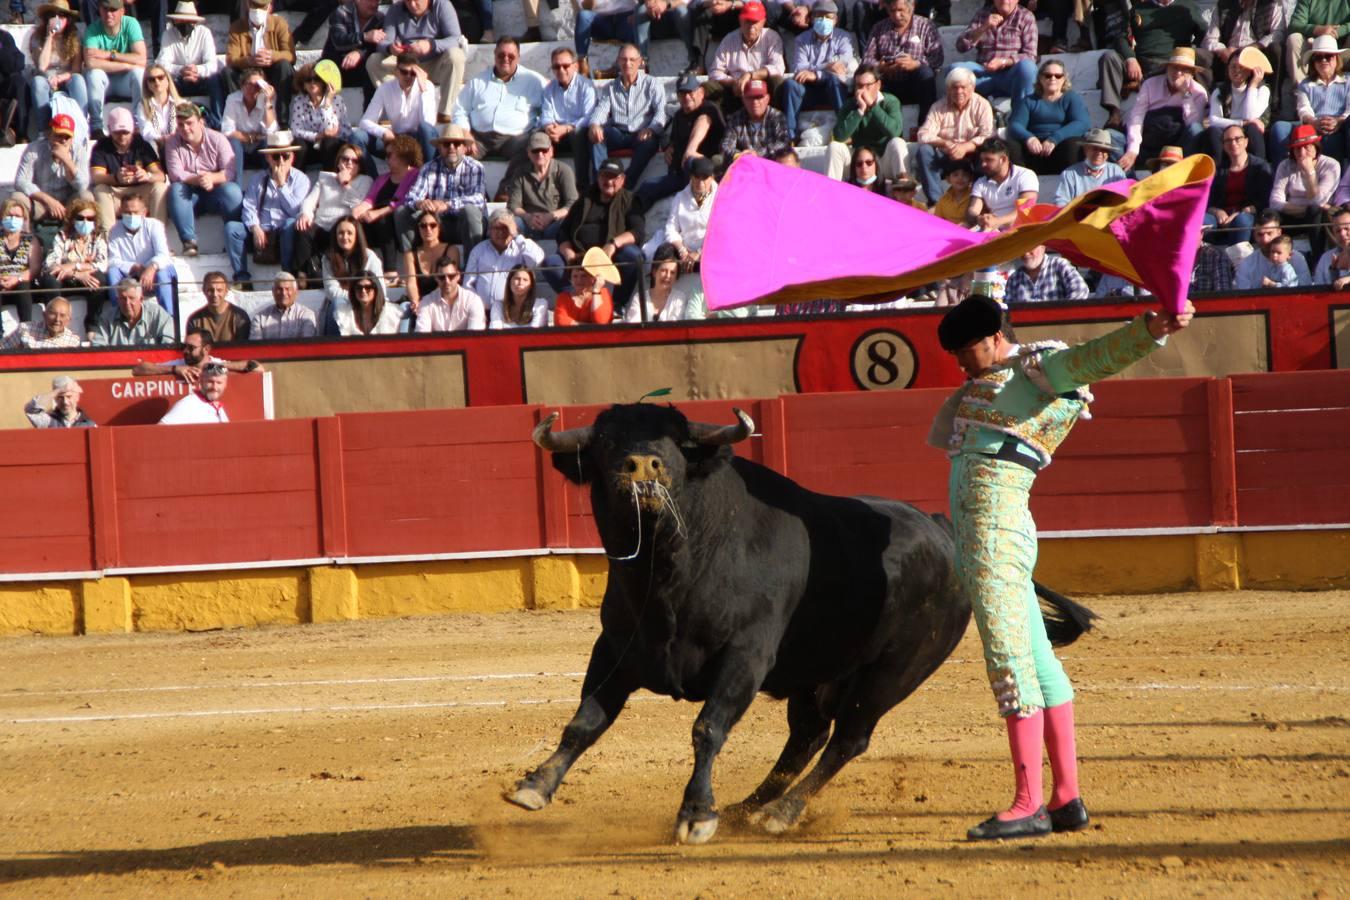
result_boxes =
[2,372,1347,577]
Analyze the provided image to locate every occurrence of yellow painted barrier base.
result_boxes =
[1,531,1347,637]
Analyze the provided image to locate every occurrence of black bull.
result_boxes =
[506,403,1094,844]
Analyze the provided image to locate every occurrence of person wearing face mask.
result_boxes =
[107,191,178,318]
[30,0,89,133]
[38,200,110,335]
[226,0,295,127]
[782,0,857,142]
[1052,129,1126,206]
[156,1,225,128]
[0,199,42,328]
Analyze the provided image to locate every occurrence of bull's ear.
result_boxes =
[679,443,733,478]
[551,448,594,484]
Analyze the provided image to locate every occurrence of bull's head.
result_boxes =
[533,404,754,516]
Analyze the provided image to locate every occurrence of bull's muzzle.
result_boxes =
[622,454,672,510]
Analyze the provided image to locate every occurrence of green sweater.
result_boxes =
[832,93,904,154]
[1117,0,1208,60]
[1289,0,1350,38]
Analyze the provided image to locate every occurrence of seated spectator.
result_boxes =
[250,272,318,339]
[1004,244,1089,302]
[414,254,486,331]
[91,106,168,231]
[913,67,994,213]
[0,199,43,326]
[827,64,906,182]
[1191,240,1236,291]
[39,200,107,333]
[930,158,973,222]
[1098,0,1208,130]
[1237,231,1302,287]
[30,0,88,133]
[1241,209,1315,283]
[551,158,645,313]
[158,2,225,128]
[862,0,942,124]
[107,191,176,316]
[24,375,95,428]
[92,276,174,345]
[1119,47,1209,174]
[889,175,926,208]
[402,207,460,310]
[222,67,279,186]
[165,102,243,262]
[1203,0,1284,88]
[1206,47,1271,160]
[185,270,252,342]
[554,247,616,325]
[574,0,638,76]
[624,242,706,321]
[538,47,597,158]
[783,1,856,139]
[464,210,545,311]
[1312,205,1350,287]
[290,61,358,172]
[397,123,486,260]
[226,0,295,127]
[771,146,801,166]
[320,0,385,106]
[1271,35,1350,162]
[228,131,310,290]
[643,156,715,273]
[507,131,579,240]
[359,51,440,166]
[330,273,404,335]
[293,142,374,281]
[1284,0,1350,93]
[83,0,148,137]
[709,2,792,130]
[635,74,724,207]
[846,144,887,193]
[583,44,666,193]
[135,64,183,148]
[453,37,545,170]
[321,215,385,315]
[14,114,92,231]
[637,0,700,73]
[1053,129,1126,206]
[1007,59,1090,175]
[159,361,229,423]
[133,327,262,379]
[1205,124,1273,246]
[967,137,1036,232]
[1270,123,1340,259]
[489,263,549,329]
[353,134,423,270]
[952,0,1038,103]
[3,297,82,350]
[367,0,466,126]
[720,79,791,159]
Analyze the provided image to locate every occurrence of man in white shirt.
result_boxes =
[644,156,716,263]
[966,137,1037,231]
[107,192,178,317]
[158,1,226,127]
[452,37,546,165]
[415,255,486,332]
[360,50,440,167]
[464,209,545,307]
[160,362,231,424]
[221,67,278,186]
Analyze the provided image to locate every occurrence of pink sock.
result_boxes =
[1044,701,1080,809]
[997,708,1044,820]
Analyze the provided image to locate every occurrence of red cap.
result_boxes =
[740,0,766,21]
[50,113,76,137]
[743,79,769,97]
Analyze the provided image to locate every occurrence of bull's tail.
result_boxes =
[1034,581,1098,647]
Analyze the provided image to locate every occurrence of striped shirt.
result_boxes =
[591,72,668,133]
[1295,75,1350,122]
[405,155,487,212]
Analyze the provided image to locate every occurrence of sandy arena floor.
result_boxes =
[0,590,1347,898]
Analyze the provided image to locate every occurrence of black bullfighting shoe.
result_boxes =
[967,806,1052,841]
[1049,798,1090,832]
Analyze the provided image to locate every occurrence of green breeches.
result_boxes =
[950,454,1074,718]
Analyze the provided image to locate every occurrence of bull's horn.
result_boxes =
[533,412,594,452]
[687,408,754,446]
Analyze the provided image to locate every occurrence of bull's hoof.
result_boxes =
[674,813,719,845]
[505,784,550,811]
[756,796,805,834]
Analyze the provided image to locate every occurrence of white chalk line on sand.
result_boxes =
[3,681,1345,726]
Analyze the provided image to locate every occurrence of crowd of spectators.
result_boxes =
[3,0,1349,353]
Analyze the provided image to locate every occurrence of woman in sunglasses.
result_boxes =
[329,274,404,336]
[293,142,373,284]
[37,198,109,335]
[0,198,43,329]
[401,208,460,314]
[135,64,183,150]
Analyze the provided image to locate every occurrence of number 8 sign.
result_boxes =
[850,329,917,391]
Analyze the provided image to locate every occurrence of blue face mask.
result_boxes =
[121,214,143,232]
[1,216,22,234]
[74,219,95,236]
[812,16,834,36]
[858,173,878,186]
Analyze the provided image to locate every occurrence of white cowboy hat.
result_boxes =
[258,130,301,153]
[166,0,205,21]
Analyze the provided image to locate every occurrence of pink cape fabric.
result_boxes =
[701,155,1214,315]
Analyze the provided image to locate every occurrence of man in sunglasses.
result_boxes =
[398,121,486,254]
[366,0,466,124]
[539,47,597,156]
[14,113,92,227]
[358,50,440,166]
